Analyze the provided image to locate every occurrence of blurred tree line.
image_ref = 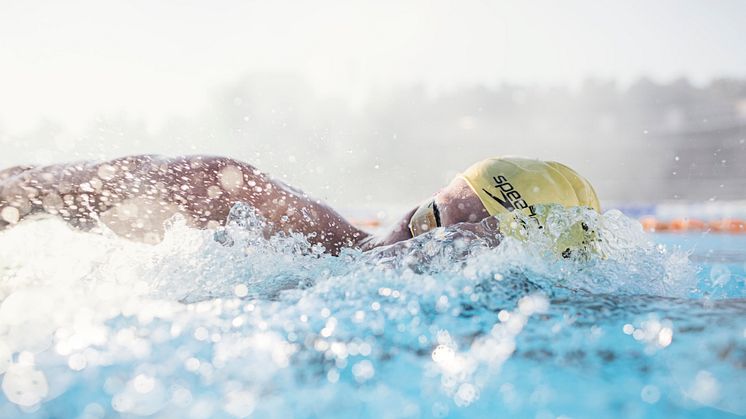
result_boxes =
[2,76,745,207]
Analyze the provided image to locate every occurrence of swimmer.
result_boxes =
[0,155,599,255]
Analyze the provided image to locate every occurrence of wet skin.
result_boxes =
[0,155,496,255]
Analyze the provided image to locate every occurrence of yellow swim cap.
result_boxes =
[459,156,600,217]
[460,157,602,258]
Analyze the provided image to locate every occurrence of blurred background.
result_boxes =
[1,0,745,215]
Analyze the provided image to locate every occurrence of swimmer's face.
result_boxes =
[432,176,490,226]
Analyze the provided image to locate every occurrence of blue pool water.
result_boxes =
[0,206,744,418]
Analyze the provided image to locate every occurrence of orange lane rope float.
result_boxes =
[640,217,746,233]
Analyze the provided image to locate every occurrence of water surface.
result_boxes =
[0,207,744,418]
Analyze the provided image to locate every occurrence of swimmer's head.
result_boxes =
[409,157,601,256]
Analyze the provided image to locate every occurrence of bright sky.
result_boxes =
[1,0,745,133]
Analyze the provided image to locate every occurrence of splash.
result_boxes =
[0,205,742,418]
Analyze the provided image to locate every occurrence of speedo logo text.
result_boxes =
[482,175,537,218]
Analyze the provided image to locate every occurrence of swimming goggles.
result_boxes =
[408,198,442,237]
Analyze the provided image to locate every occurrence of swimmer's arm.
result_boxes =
[193,158,368,255]
[0,155,185,231]
[0,166,35,228]
[113,155,368,254]
[0,160,113,229]
[0,155,367,254]
[0,155,258,231]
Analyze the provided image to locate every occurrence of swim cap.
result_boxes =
[460,157,601,258]
[459,157,600,217]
